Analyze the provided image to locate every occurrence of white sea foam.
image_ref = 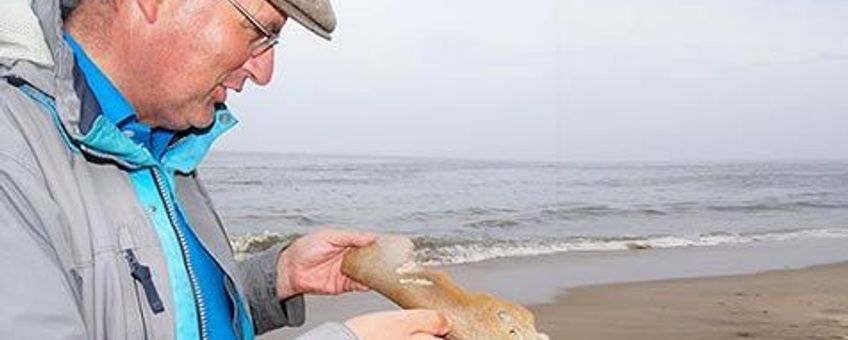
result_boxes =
[414,228,848,265]
[230,230,302,260]
[230,227,848,266]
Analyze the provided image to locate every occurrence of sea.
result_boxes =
[200,152,848,266]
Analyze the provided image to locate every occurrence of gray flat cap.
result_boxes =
[268,0,337,40]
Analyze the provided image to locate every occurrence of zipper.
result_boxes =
[124,249,165,314]
[151,167,209,340]
[124,249,153,340]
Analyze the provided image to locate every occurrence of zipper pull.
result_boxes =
[124,250,165,314]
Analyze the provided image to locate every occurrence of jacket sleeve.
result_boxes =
[237,242,360,339]
[237,242,307,334]
[0,154,89,339]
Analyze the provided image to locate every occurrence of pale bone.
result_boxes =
[342,235,551,340]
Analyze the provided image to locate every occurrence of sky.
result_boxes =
[219,0,848,162]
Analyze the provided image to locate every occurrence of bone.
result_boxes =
[342,235,551,340]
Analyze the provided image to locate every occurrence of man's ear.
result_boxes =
[136,0,162,23]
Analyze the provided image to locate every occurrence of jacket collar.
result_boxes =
[71,71,238,173]
[6,0,237,174]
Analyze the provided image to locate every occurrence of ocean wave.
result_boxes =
[533,198,848,222]
[706,200,848,213]
[230,227,848,266]
[397,207,520,222]
[237,211,325,226]
[462,218,521,229]
[230,231,303,255]
[535,203,671,221]
[411,228,848,266]
[217,179,265,186]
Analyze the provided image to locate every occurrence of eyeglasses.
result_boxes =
[225,0,279,57]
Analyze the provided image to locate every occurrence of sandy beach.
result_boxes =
[261,238,848,339]
[532,262,848,339]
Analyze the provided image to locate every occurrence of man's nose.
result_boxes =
[243,48,275,86]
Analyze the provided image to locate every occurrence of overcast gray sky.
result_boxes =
[219,0,848,162]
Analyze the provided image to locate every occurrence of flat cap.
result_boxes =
[267,0,337,40]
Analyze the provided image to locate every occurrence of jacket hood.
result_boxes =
[0,0,54,67]
[0,0,85,139]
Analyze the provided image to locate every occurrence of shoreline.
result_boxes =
[531,262,848,339]
[260,237,848,339]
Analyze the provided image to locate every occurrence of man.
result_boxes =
[0,0,448,339]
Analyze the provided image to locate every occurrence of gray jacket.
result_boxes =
[0,0,357,339]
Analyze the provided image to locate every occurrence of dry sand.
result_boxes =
[531,262,848,340]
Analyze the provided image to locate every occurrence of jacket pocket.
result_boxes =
[124,249,165,314]
[119,242,171,339]
[119,249,155,340]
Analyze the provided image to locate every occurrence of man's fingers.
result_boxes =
[353,282,370,292]
[410,334,445,340]
[403,309,450,336]
[342,277,370,292]
[341,277,371,292]
[345,310,449,340]
[323,229,377,248]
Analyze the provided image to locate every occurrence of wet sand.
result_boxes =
[261,238,848,339]
[532,262,848,339]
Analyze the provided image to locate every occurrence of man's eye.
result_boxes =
[270,24,283,36]
[242,24,264,40]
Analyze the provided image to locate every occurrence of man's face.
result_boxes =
[137,0,287,130]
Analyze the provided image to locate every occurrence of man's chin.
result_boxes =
[164,115,213,132]
[182,104,219,130]
[188,115,216,130]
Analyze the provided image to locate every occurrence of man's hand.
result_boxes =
[276,229,376,299]
[345,310,450,340]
